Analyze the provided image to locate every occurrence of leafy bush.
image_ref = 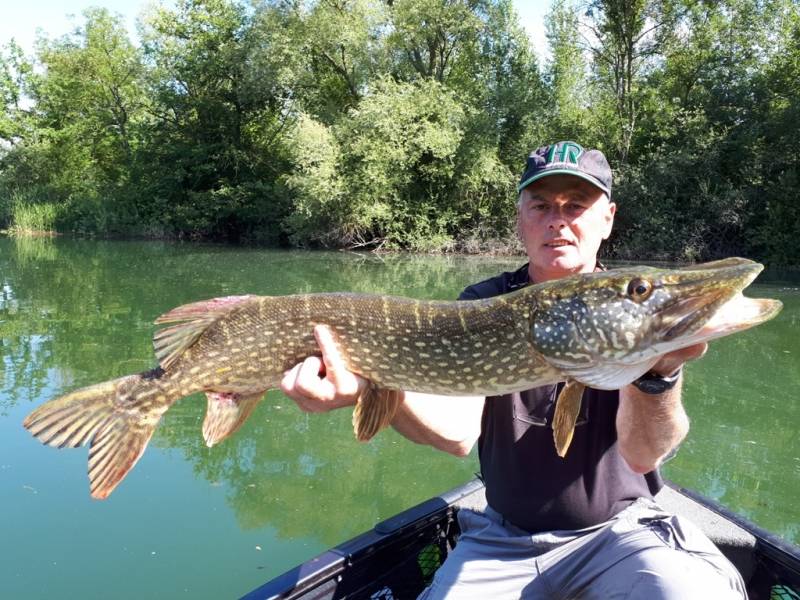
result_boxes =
[10,197,60,233]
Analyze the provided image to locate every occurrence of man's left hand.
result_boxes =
[650,343,708,377]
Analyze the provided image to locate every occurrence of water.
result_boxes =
[1,237,798,598]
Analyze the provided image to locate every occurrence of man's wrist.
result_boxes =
[631,368,682,395]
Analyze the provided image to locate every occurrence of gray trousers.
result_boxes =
[418,498,747,600]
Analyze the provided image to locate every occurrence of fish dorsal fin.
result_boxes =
[153,295,255,370]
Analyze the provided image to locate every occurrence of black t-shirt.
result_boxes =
[460,264,663,533]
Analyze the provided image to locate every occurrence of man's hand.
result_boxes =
[281,325,483,456]
[650,342,708,376]
[280,325,368,412]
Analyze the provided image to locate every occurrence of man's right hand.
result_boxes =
[281,324,483,457]
[280,325,369,413]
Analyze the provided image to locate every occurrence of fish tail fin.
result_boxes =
[352,385,402,442]
[23,370,169,499]
[202,391,263,447]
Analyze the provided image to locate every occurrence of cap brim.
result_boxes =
[517,169,610,195]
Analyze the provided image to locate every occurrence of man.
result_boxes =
[282,142,746,598]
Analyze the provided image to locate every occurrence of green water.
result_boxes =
[1,237,798,599]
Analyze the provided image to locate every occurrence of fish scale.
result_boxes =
[23,258,781,499]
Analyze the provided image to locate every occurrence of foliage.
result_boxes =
[0,0,798,264]
[544,0,591,142]
[8,193,60,233]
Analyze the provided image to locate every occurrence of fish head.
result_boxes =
[529,257,783,389]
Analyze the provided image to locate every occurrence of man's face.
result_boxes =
[517,175,616,282]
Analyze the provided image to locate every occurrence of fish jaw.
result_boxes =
[646,259,782,354]
[684,292,782,345]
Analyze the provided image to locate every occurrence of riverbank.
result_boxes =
[1,227,528,255]
[6,228,800,272]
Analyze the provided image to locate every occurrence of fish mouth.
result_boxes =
[657,257,782,345]
[661,292,728,341]
[697,293,782,340]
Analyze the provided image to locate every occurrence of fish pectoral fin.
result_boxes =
[203,391,264,447]
[552,380,585,458]
[352,385,402,442]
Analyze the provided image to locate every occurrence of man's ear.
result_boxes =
[603,202,616,240]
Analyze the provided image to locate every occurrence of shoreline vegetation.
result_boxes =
[1,226,526,256]
[1,0,799,265]
[7,230,800,287]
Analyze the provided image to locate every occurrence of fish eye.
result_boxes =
[627,278,653,301]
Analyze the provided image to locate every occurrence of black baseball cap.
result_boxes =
[518,141,612,196]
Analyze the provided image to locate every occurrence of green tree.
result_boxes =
[0,41,33,144]
[0,0,797,264]
[544,0,592,142]
[298,0,387,121]
[582,0,680,163]
[287,78,468,250]
[0,41,35,226]
[388,0,485,83]
[748,5,800,264]
[610,0,800,264]
[453,0,547,167]
[139,0,294,241]
[0,8,147,232]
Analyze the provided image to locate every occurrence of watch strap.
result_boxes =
[631,368,682,395]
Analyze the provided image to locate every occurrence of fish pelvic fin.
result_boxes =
[552,380,585,458]
[23,370,170,499]
[153,295,256,370]
[352,385,402,442]
[202,391,264,447]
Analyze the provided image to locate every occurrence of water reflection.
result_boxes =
[1,237,491,549]
[1,236,798,558]
[151,388,476,545]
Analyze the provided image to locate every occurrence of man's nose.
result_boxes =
[546,207,568,229]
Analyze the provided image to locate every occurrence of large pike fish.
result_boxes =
[24,257,781,499]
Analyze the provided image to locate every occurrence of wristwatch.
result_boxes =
[631,368,682,395]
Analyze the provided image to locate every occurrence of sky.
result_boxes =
[2,0,552,60]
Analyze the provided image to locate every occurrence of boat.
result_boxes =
[240,478,800,600]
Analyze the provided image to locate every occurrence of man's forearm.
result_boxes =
[617,377,690,474]
[391,391,484,457]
